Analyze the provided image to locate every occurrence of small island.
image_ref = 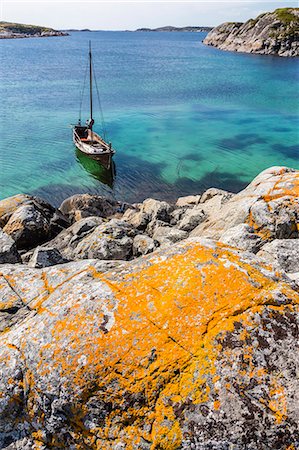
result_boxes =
[203,7,299,57]
[0,21,68,39]
[136,25,212,32]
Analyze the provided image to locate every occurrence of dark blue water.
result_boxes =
[0,31,298,205]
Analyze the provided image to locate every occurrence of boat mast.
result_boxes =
[89,41,93,133]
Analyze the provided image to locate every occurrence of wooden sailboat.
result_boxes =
[73,41,115,169]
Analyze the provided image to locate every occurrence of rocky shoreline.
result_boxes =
[0,166,299,448]
[203,7,299,57]
[0,21,68,39]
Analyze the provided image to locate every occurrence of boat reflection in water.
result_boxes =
[75,148,116,189]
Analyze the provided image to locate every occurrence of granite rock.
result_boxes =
[0,239,298,448]
[219,223,264,254]
[0,229,21,264]
[204,8,299,57]
[257,239,299,274]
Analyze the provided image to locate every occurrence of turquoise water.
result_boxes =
[0,31,298,205]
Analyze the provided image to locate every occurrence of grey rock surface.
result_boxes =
[152,226,188,246]
[257,239,299,273]
[133,234,157,256]
[0,194,68,250]
[219,223,264,253]
[28,247,69,268]
[203,8,299,56]
[0,229,21,264]
[191,167,299,241]
[59,193,125,223]
[177,206,207,232]
[74,219,137,260]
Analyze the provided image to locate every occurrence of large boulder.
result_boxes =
[122,208,150,231]
[59,194,126,223]
[0,229,21,264]
[191,166,299,241]
[35,216,104,261]
[0,239,298,448]
[257,239,299,274]
[133,234,157,256]
[74,219,138,261]
[152,226,188,246]
[141,198,173,223]
[0,194,69,250]
[28,247,69,269]
[175,194,201,208]
[177,206,207,232]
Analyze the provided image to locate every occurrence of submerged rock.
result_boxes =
[0,229,21,264]
[203,7,299,57]
[0,239,298,448]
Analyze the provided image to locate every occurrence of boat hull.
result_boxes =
[73,127,115,169]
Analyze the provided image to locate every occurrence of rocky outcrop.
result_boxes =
[0,194,69,250]
[0,238,298,449]
[59,193,126,223]
[0,21,68,39]
[190,166,299,242]
[0,166,298,448]
[203,8,299,57]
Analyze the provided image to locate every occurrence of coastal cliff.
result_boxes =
[0,166,298,448]
[0,21,68,39]
[203,8,299,57]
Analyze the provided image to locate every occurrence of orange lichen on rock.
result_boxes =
[5,240,293,449]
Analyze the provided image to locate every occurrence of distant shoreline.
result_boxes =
[61,26,213,33]
[0,31,68,39]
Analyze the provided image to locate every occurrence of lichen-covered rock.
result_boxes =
[219,223,264,253]
[203,8,299,57]
[28,247,69,268]
[257,239,299,274]
[74,219,137,261]
[0,229,21,264]
[191,166,299,241]
[0,194,68,250]
[133,234,157,256]
[152,225,188,246]
[0,239,298,449]
[59,194,126,223]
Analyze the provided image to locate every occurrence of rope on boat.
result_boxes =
[92,59,108,142]
[79,59,89,122]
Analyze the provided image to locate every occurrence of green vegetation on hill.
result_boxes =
[275,7,299,24]
[0,21,56,35]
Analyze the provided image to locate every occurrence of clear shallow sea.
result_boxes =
[0,31,298,205]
